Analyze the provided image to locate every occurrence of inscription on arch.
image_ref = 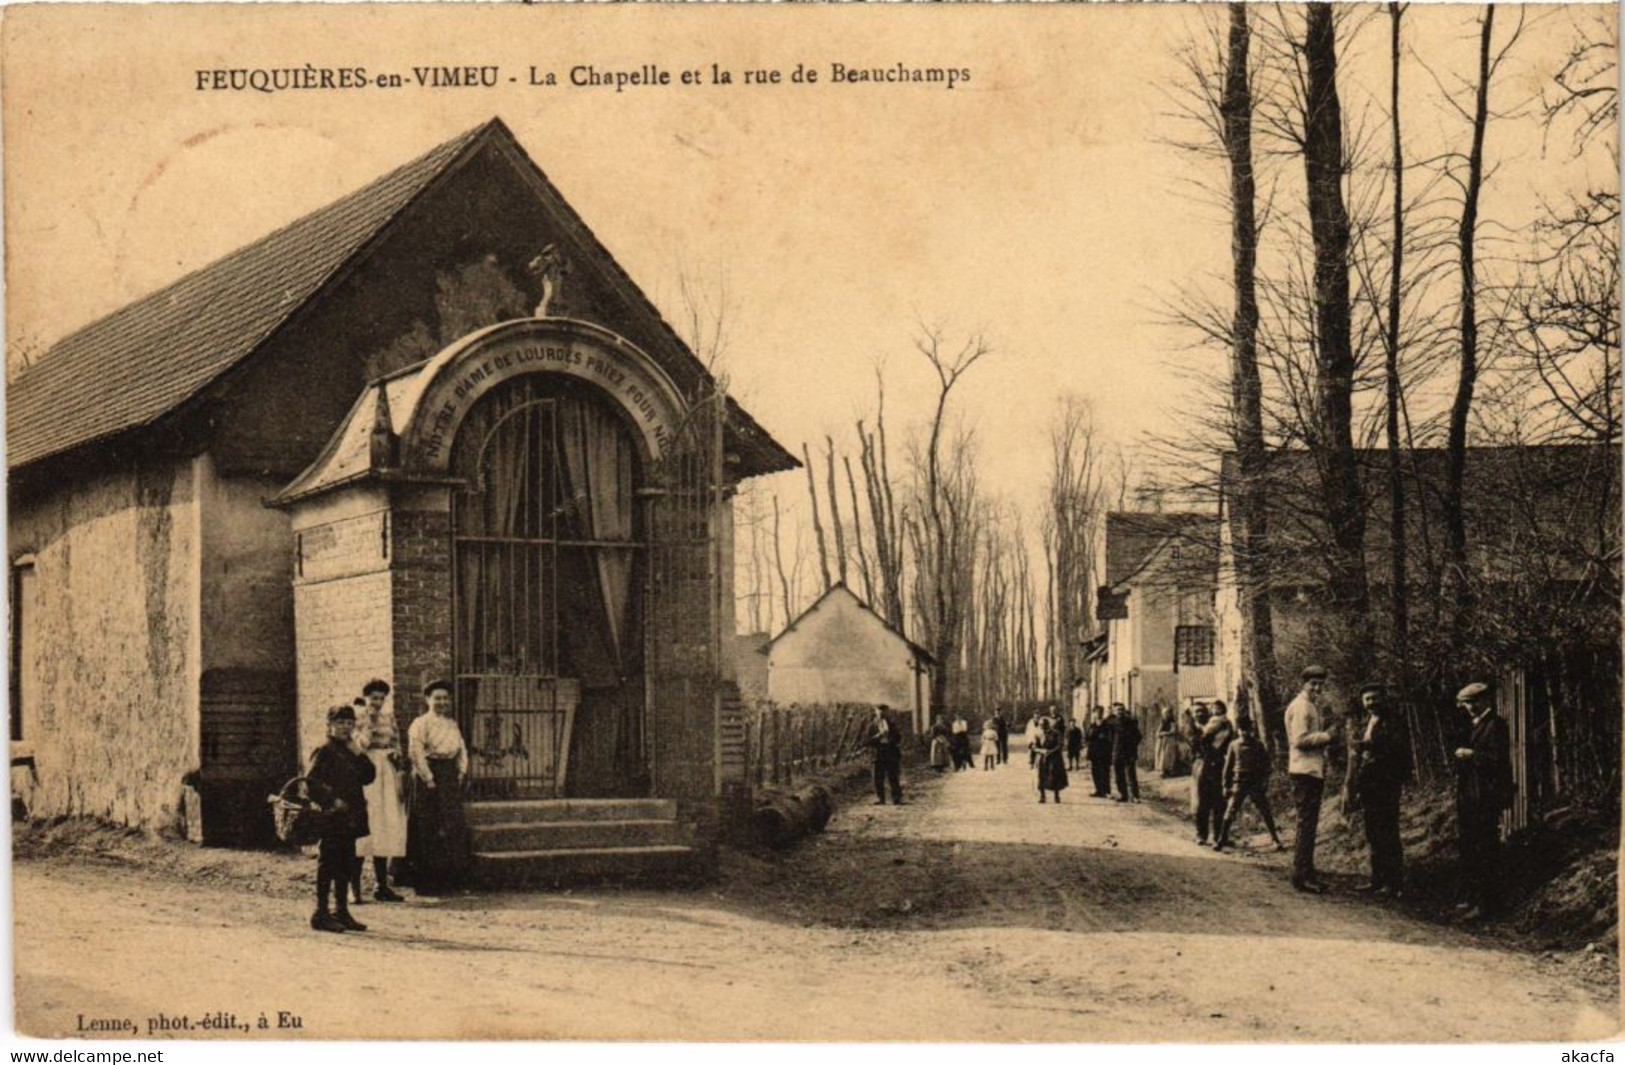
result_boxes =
[401,322,685,473]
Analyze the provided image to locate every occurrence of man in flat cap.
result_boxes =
[1450,682,1514,920]
[1352,683,1410,897]
[1284,665,1338,893]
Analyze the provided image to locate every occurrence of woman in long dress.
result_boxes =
[406,679,470,895]
[1034,720,1069,803]
[354,679,407,903]
[928,716,952,772]
[1155,707,1182,777]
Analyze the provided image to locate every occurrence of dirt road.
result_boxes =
[14,760,1619,1041]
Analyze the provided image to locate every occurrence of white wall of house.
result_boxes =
[1098,585,1176,711]
[766,587,930,730]
[1100,551,1216,713]
[9,458,204,830]
[1214,497,1246,711]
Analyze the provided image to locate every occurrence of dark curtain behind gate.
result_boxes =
[558,394,644,796]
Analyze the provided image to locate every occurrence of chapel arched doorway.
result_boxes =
[450,373,647,799]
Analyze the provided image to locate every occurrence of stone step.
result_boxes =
[470,817,691,852]
[464,798,678,826]
[471,844,708,888]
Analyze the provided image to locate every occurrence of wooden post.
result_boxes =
[756,707,768,787]
[833,708,855,765]
[786,706,796,786]
[771,706,783,785]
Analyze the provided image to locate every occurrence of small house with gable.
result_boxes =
[1093,512,1221,742]
[763,585,934,732]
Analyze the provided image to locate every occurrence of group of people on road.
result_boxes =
[1188,665,1514,921]
[1016,704,1148,805]
[927,713,982,772]
[303,677,471,934]
[1087,705,1144,803]
[848,676,1515,923]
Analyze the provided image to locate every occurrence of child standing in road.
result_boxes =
[981,721,999,771]
[307,704,376,933]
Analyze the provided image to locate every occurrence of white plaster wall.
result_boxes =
[766,591,928,723]
[9,461,200,830]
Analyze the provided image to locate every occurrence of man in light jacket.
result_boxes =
[1285,665,1338,893]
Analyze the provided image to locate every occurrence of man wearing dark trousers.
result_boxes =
[1110,703,1142,803]
[860,704,906,805]
[1450,682,1513,921]
[1085,707,1113,797]
[1194,710,1234,845]
[1353,683,1411,897]
[993,709,1010,765]
[1285,665,1337,893]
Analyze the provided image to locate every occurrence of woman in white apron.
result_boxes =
[354,678,407,903]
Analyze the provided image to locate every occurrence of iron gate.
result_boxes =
[451,375,643,799]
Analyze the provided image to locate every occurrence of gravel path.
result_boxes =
[14,760,1619,1041]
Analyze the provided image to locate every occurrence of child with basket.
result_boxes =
[306,703,376,933]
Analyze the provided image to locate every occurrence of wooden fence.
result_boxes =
[742,702,874,788]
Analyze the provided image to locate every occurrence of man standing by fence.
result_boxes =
[860,704,906,806]
[1451,682,1514,921]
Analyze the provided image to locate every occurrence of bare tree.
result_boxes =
[913,326,993,716]
[802,442,832,592]
[1444,6,1500,635]
[1515,9,1619,444]
[824,437,849,587]
[844,454,877,603]
[1381,2,1420,764]
[1044,395,1107,706]
[771,493,795,627]
[1220,2,1289,747]
[677,271,735,376]
[1301,5,1375,677]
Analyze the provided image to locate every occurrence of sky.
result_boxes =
[3,2,1614,629]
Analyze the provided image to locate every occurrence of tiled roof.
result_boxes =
[8,122,489,471]
[8,118,798,478]
[1217,444,1621,582]
[1103,511,1219,589]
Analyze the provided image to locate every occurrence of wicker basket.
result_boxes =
[267,776,328,847]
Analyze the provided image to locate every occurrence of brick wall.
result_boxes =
[387,500,453,737]
[291,491,393,761]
